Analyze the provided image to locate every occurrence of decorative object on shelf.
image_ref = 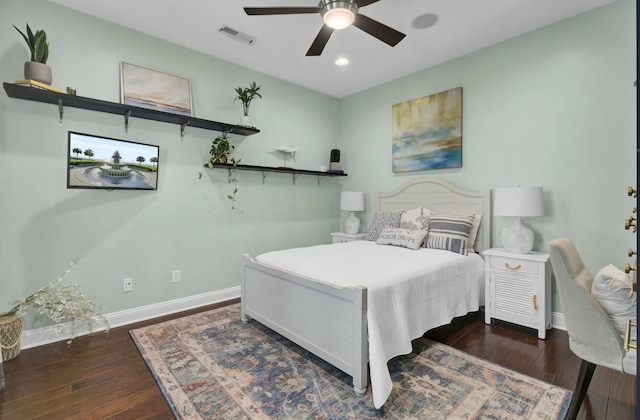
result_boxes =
[234,81,261,127]
[15,79,60,92]
[329,148,341,172]
[392,87,463,172]
[13,23,51,85]
[273,143,298,168]
[493,186,544,254]
[340,191,365,234]
[120,62,192,117]
[209,131,233,164]
[208,132,241,210]
[0,260,109,351]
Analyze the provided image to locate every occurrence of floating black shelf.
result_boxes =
[3,82,260,138]
[205,162,347,185]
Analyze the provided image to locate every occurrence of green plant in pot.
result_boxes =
[330,149,341,171]
[209,131,233,164]
[13,23,52,85]
[234,81,262,127]
[208,132,241,210]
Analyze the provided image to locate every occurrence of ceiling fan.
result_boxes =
[244,0,406,56]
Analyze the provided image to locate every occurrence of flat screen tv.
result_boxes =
[67,131,159,191]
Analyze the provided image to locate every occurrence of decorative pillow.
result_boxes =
[467,214,482,254]
[400,212,430,231]
[591,264,637,336]
[404,207,422,216]
[365,211,403,241]
[376,228,428,250]
[424,213,475,255]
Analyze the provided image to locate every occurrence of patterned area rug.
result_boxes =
[130,303,571,419]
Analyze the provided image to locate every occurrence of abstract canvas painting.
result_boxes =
[392,87,462,172]
[120,62,192,116]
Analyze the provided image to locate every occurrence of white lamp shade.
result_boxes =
[340,191,365,212]
[493,187,544,217]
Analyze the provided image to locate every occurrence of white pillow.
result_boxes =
[376,228,428,250]
[591,264,637,336]
[404,207,422,216]
[400,212,429,231]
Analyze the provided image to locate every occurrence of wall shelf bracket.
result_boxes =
[180,121,189,141]
[57,98,64,125]
[262,172,268,185]
[124,110,131,132]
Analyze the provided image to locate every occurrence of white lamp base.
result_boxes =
[344,211,360,234]
[502,217,534,254]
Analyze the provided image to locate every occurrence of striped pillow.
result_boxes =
[425,213,475,255]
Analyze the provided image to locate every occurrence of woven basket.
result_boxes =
[0,315,23,361]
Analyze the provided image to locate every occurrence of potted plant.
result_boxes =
[13,23,52,85]
[208,132,241,210]
[330,149,341,172]
[0,260,109,358]
[234,81,262,126]
[209,131,233,164]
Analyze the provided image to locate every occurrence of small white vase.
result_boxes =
[241,114,251,127]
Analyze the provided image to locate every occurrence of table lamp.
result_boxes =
[493,186,544,254]
[340,191,365,234]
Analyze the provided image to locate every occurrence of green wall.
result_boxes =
[0,0,343,329]
[0,0,636,333]
[339,0,636,311]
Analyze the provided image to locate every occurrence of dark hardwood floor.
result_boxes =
[1,300,635,419]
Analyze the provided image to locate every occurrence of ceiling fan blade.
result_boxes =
[353,13,406,47]
[306,25,334,56]
[355,0,380,7]
[244,7,319,15]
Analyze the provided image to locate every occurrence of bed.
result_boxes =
[240,177,491,408]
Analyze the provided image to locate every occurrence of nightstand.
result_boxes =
[482,248,551,339]
[331,232,367,243]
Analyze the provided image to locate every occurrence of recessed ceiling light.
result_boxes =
[335,58,350,66]
[412,13,439,30]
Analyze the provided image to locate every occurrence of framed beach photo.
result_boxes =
[120,62,192,116]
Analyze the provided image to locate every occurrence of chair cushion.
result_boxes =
[591,264,637,336]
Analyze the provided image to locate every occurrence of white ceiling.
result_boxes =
[50,0,615,98]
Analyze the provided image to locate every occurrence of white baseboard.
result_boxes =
[552,311,566,331]
[19,286,240,350]
[17,291,567,350]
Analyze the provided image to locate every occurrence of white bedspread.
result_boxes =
[255,240,485,408]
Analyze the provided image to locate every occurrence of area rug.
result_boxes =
[130,303,571,419]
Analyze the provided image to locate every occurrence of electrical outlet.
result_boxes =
[122,277,133,292]
[172,270,181,283]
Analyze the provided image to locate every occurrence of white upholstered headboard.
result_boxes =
[377,177,491,253]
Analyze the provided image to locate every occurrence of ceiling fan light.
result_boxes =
[321,1,358,30]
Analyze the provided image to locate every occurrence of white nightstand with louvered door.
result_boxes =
[482,248,551,339]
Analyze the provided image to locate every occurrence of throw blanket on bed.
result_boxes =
[255,240,485,408]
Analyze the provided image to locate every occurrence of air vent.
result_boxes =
[219,25,256,45]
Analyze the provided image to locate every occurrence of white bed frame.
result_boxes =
[240,177,490,395]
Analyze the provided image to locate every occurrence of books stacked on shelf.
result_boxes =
[15,79,62,93]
